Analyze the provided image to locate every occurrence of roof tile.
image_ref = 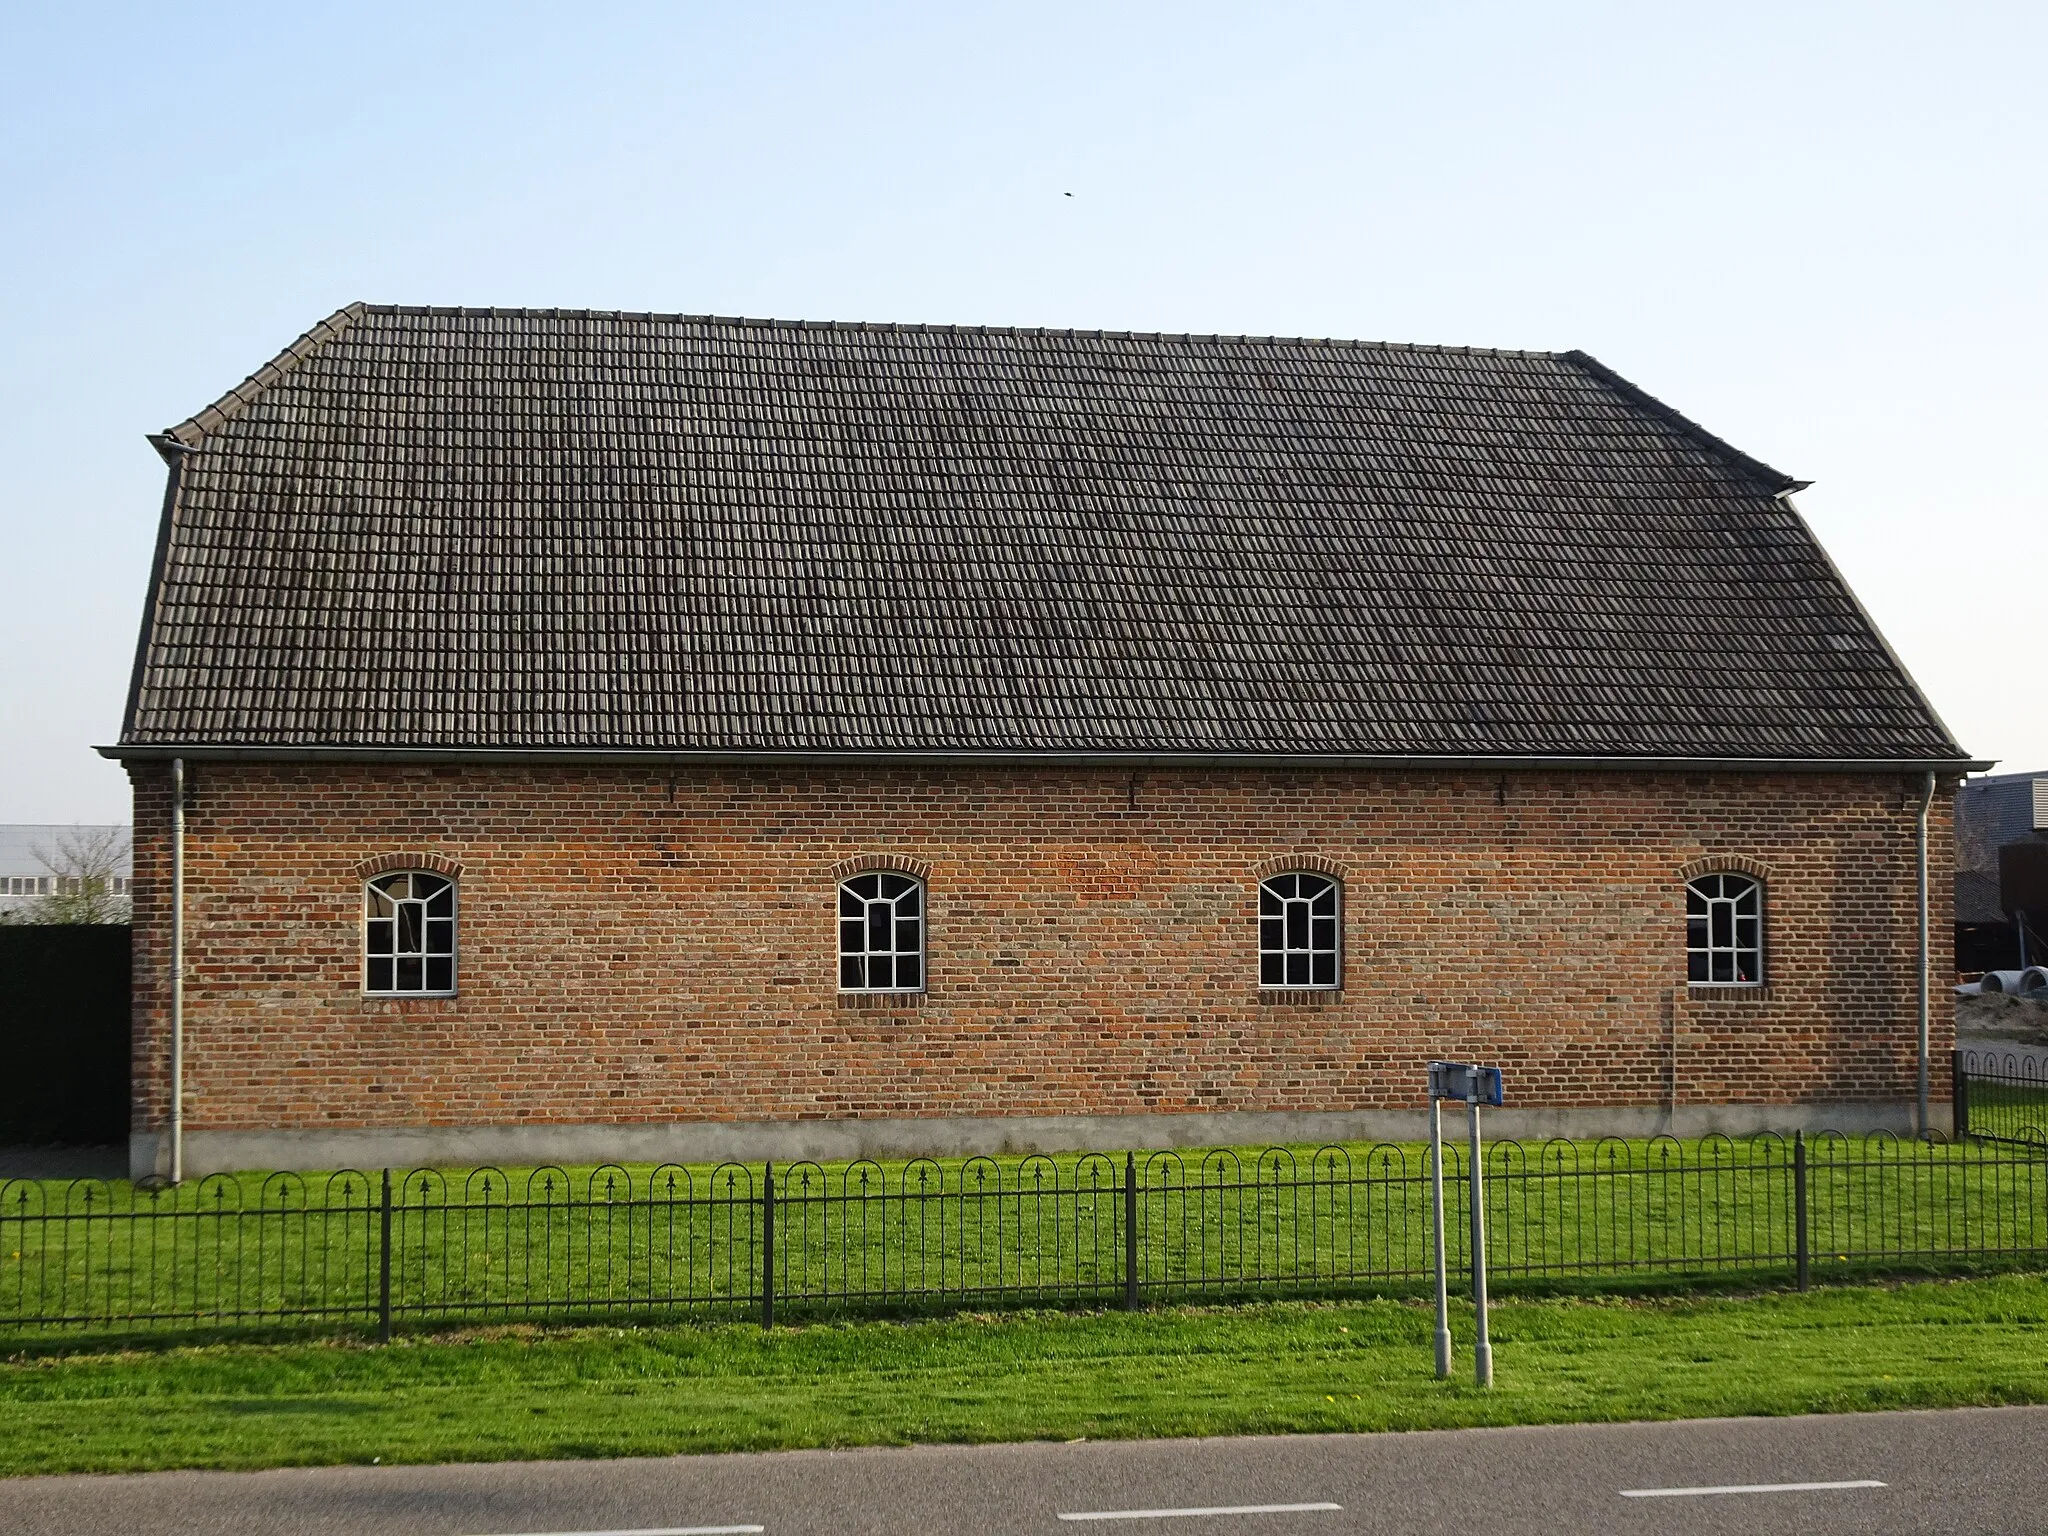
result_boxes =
[120,306,1965,761]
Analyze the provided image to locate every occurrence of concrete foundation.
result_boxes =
[128,1101,1944,1179]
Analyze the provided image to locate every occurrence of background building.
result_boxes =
[0,825,132,917]
[1955,770,2048,974]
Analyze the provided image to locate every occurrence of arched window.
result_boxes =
[1687,873,1762,985]
[1260,872,1342,988]
[839,872,924,992]
[365,871,456,994]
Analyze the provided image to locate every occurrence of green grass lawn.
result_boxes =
[1,1274,2044,1478]
[1963,1075,2048,1144]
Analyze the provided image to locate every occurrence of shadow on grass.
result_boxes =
[9,1256,2047,1362]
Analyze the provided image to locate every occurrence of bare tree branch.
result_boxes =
[3,826,133,925]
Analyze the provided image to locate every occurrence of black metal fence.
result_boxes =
[4,1131,2045,1341]
[1955,1047,2048,1147]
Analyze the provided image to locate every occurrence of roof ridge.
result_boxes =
[353,303,1567,359]
[160,303,368,451]
[1560,349,1806,495]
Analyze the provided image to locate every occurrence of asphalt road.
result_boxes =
[9,1407,2044,1536]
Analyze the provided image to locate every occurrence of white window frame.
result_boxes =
[364,871,458,996]
[1259,872,1343,990]
[1686,872,1763,987]
[838,872,925,993]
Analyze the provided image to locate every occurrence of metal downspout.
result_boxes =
[170,757,185,1184]
[1917,770,1935,1139]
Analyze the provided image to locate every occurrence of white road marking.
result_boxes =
[1620,1480,1886,1499]
[464,1526,764,1535]
[1058,1503,1342,1522]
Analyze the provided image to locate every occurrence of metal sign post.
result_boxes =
[1427,1060,1502,1389]
[1467,1087,1493,1388]
[1429,1095,1451,1379]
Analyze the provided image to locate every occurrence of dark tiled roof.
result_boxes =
[118,303,1968,762]
[1956,870,2007,926]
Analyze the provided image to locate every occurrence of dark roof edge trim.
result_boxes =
[1769,490,1972,759]
[1559,350,1802,495]
[161,302,368,448]
[119,450,188,738]
[95,745,1993,774]
[353,303,1567,356]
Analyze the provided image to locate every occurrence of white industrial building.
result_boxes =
[0,825,133,914]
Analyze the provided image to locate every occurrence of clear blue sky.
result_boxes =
[3,1,2041,823]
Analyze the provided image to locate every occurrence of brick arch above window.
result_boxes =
[826,852,933,882]
[1250,853,1351,881]
[1677,854,1775,884]
[353,852,465,881]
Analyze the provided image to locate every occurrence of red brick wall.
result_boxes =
[126,763,1956,1134]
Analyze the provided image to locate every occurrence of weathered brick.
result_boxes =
[125,763,1956,1134]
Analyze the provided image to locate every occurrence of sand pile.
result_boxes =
[1957,988,2048,1045]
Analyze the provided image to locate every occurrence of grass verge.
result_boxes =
[1,1274,2044,1479]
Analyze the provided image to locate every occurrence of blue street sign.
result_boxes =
[1427,1060,1504,1106]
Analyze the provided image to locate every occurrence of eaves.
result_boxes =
[94,745,1995,774]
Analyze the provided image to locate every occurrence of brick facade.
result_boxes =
[126,761,1956,1168]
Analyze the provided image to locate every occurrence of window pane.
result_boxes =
[845,875,877,899]
[1737,955,1758,983]
[896,956,922,989]
[869,955,894,990]
[1688,952,1708,982]
[1686,888,1706,915]
[840,919,865,954]
[897,885,921,918]
[1711,952,1732,982]
[867,903,891,951]
[841,956,865,989]
[896,918,920,954]
[878,874,912,900]
[840,888,863,918]
[1686,917,1708,949]
[1261,874,1344,984]
[1711,905,1732,947]
[1734,885,1758,913]
[365,875,461,989]
[1735,918,1758,948]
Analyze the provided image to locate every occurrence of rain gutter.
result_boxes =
[95,746,1995,774]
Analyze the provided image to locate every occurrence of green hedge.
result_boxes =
[0,925,129,1144]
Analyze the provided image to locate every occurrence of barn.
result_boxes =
[105,304,1982,1179]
